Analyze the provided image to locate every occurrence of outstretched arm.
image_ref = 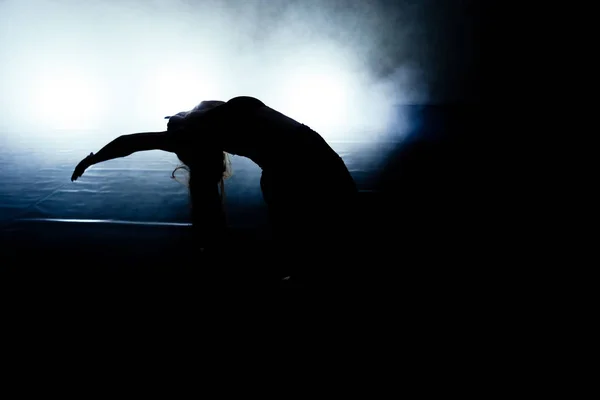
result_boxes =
[71,131,174,181]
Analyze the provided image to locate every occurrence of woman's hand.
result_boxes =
[71,152,94,181]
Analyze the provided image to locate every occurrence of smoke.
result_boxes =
[0,0,465,143]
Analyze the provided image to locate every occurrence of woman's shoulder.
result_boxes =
[192,100,226,112]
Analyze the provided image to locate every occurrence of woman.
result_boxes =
[72,96,357,283]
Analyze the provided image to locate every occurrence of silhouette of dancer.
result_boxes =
[72,96,357,284]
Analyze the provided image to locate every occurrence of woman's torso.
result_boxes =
[173,96,356,194]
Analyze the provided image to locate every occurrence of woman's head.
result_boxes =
[165,100,232,243]
[167,100,232,186]
[166,100,226,132]
[171,150,232,189]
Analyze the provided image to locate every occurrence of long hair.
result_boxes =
[167,100,233,226]
[171,152,233,204]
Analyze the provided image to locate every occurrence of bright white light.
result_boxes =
[280,66,351,133]
[273,58,399,141]
[29,66,106,131]
[136,60,224,120]
[0,0,419,149]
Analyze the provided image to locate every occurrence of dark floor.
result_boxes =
[1,105,499,311]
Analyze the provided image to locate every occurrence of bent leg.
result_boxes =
[261,172,357,287]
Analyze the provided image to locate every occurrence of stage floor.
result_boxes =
[1,105,486,296]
